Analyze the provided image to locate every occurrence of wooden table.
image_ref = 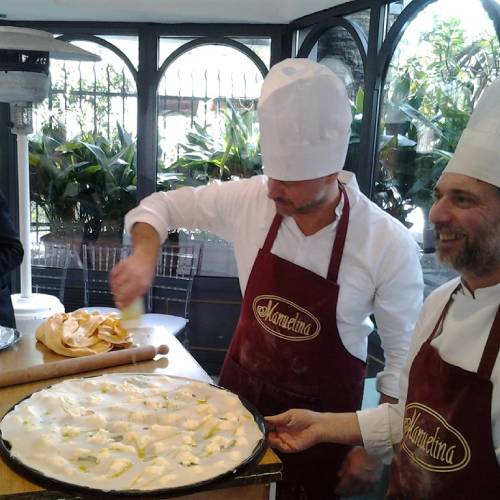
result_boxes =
[0,325,281,499]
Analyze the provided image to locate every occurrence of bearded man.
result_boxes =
[111,59,424,499]
[266,76,500,500]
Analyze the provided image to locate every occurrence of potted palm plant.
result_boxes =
[29,122,137,247]
[160,99,262,189]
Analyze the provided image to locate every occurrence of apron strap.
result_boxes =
[262,181,350,282]
[262,213,282,251]
[427,284,461,342]
[327,183,350,283]
[477,305,500,379]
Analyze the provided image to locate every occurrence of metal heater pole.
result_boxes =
[10,103,32,298]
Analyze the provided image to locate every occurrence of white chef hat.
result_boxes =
[443,77,500,188]
[258,58,352,181]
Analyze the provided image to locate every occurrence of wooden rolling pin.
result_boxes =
[0,344,169,388]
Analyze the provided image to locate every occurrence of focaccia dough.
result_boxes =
[0,374,263,492]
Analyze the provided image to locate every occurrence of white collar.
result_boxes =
[459,280,500,300]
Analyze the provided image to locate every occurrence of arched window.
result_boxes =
[156,38,269,192]
[155,37,269,276]
[372,0,499,292]
[375,0,499,250]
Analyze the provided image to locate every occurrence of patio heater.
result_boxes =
[0,26,100,334]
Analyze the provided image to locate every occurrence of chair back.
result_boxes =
[148,243,200,319]
[82,244,130,307]
[31,242,72,302]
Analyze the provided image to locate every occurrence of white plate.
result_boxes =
[0,326,21,351]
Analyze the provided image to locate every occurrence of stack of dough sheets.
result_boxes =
[35,310,133,357]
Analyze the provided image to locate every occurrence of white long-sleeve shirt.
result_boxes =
[125,172,424,397]
[358,278,500,464]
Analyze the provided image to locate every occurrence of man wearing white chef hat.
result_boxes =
[111,58,423,498]
[266,76,500,500]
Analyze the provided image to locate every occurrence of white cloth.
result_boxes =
[258,58,352,181]
[443,76,500,188]
[125,171,424,397]
[358,278,500,464]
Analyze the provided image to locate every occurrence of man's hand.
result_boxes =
[265,409,339,453]
[266,409,363,454]
[110,222,160,309]
[265,409,332,453]
[110,253,156,309]
[335,446,383,497]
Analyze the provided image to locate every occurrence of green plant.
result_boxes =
[375,16,499,225]
[375,135,418,227]
[29,131,82,234]
[159,99,261,191]
[29,122,137,240]
[343,87,364,174]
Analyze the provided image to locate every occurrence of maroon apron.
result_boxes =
[219,184,366,499]
[388,286,500,499]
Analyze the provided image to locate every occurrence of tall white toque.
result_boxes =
[443,76,500,188]
[258,58,352,181]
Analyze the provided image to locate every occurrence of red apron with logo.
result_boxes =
[387,287,500,499]
[219,184,366,498]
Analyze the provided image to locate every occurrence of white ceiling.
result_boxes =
[0,0,352,24]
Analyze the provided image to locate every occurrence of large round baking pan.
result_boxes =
[0,374,267,498]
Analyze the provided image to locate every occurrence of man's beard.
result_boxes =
[274,193,327,216]
[436,220,500,277]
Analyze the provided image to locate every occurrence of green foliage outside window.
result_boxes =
[157,99,262,192]
[29,122,137,241]
[375,17,499,226]
[31,16,498,241]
